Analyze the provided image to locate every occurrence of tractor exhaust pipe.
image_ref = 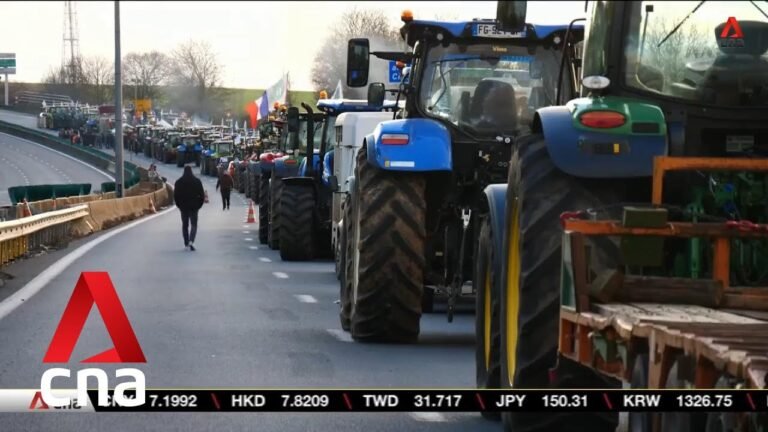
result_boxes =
[301,102,315,177]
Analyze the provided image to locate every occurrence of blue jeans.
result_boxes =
[180,209,199,245]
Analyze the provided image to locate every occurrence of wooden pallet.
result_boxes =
[560,303,768,389]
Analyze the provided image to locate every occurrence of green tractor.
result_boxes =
[478,2,768,431]
[161,132,181,164]
[203,138,234,177]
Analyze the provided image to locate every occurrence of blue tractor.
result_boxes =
[175,134,202,167]
[278,98,400,261]
[340,11,582,342]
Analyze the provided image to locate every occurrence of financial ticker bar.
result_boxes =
[67,390,768,412]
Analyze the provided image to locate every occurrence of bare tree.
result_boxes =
[81,56,114,104]
[639,18,717,88]
[124,51,170,100]
[42,66,69,85]
[167,40,222,114]
[311,7,405,97]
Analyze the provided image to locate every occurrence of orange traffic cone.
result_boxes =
[245,200,256,223]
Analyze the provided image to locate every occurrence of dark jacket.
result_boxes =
[216,173,234,192]
[174,168,205,212]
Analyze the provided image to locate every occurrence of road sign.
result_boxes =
[0,53,15,75]
[388,61,401,83]
[134,99,152,114]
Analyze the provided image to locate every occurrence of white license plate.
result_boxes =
[472,23,526,38]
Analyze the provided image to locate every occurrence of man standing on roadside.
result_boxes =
[174,166,205,251]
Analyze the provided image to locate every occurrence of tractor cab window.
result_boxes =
[290,119,326,154]
[418,38,564,135]
[624,1,768,106]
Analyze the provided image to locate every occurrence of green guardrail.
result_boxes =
[7,183,93,205]
[0,119,142,200]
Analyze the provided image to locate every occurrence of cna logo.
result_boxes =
[719,16,745,48]
[33,272,147,409]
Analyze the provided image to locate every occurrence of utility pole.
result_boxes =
[114,0,124,198]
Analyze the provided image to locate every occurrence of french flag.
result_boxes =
[246,91,270,128]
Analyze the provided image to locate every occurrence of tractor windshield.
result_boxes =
[294,119,324,154]
[624,1,768,107]
[419,40,565,134]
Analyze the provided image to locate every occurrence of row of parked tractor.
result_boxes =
[234,2,768,431]
[132,123,259,177]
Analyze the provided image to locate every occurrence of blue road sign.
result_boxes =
[389,61,401,83]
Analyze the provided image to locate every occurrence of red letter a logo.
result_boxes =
[29,391,49,410]
[720,17,744,38]
[43,272,146,363]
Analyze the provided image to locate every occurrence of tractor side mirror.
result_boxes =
[496,1,527,32]
[287,107,300,133]
[367,82,386,107]
[347,38,370,88]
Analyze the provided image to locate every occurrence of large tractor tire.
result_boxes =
[498,135,621,432]
[258,175,270,244]
[268,177,283,250]
[249,171,260,203]
[349,145,425,343]
[279,184,316,261]
[474,214,501,421]
[339,181,358,332]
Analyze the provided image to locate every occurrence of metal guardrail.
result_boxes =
[0,205,89,266]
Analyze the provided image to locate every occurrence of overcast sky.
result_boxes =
[0,1,586,91]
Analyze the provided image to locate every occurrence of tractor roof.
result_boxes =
[401,19,584,47]
[316,99,400,114]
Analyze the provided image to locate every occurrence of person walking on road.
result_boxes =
[216,170,234,210]
[174,166,205,251]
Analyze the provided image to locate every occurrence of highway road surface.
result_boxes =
[0,132,113,207]
[0,111,492,431]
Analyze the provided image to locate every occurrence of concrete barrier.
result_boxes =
[69,183,172,238]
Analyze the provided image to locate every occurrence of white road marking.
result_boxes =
[259,257,272,263]
[409,413,449,422]
[242,231,251,234]
[294,295,317,303]
[325,329,353,342]
[272,272,289,279]
[244,238,253,241]
[0,206,176,321]
[248,246,259,250]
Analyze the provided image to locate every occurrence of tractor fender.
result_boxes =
[274,157,300,179]
[482,184,508,261]
[367,118,452,172]
[536,105,667,178]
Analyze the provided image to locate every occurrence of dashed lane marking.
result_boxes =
[248,246,259,250]
[325,329,353,343]
[242,231,251,234]
[244,238,253,242]
[294,295,317,303]
[273,272,289,279]
[259,257,272,263]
